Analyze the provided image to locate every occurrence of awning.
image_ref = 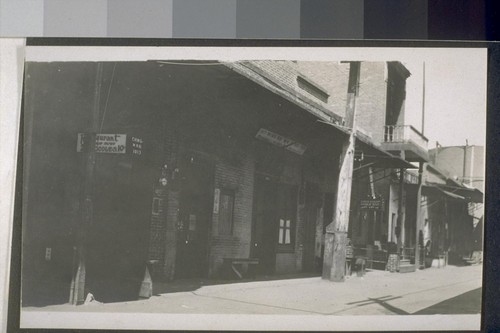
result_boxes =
[316,120,417,170]
[423,184,483,203]
[436,184,483,203]
[437,188,465,200]
[355,132,417,170]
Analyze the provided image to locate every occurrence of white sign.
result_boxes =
[95,134,126,154]
[255,128,307,155]
[77,133,127,154]
[131,136,143,155]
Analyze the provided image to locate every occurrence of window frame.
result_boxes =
[151,197,162,216]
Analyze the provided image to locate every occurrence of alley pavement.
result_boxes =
[21,264,482,330]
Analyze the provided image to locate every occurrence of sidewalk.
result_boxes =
[23,264,482,316]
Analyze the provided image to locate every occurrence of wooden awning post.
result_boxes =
[69,62,103,305]
[322,62,360,282]
[415,161,424,269]
[396,167,404,266]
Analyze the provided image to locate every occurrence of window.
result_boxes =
[296,76,330,103]
[152,197,162,215]
[278,219,292,245]
[218,190,235,235]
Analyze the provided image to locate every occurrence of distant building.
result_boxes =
[429,145,484,193]
[429,144,484,253]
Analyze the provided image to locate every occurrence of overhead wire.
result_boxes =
[99,62,117,132]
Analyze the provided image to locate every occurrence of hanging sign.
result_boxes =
[256,128,307,155]
[360,198,385,210]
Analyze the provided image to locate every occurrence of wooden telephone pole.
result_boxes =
[322,61,360,282]
[69,62,104,305]
[414,62,426,270]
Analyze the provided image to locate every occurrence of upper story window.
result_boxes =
[297,76,329,104]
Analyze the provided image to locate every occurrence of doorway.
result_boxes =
[302,183,321,272]
[174,152,214,279]
[251,176,279,275]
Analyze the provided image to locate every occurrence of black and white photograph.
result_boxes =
[17,46,486,331]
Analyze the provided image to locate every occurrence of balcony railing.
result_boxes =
[384,125,428,151]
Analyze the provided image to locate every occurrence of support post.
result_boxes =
[396,167,404,267]
[69,62,103,305]
[322,61,360,282]
[415,161,423,269]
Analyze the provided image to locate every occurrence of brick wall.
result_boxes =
[297,61,391,145]
[147,113,179,281]
[295,61,350,118]
[209,153,255,277]
[355,62,388,144]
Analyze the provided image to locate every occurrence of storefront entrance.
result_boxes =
[252,176,299,275]
[86,153,153,303]
[174,153,213,279]
[252,176,279,275]
[302,183,321,272]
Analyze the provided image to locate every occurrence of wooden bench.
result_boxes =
[223,258,259,279]
[354,248,388,270]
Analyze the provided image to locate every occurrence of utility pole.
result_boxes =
[415,162,423,269]
[414,62,426,270]
[322,61,360,282]
[69,62,103,305]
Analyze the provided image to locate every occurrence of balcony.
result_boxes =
[381,125,429,162]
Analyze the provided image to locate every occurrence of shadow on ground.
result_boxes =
[152,272,321,295]
[413,287,482,315]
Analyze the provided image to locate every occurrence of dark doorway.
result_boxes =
[86,153,153,303]
[174,152,214,279]
[303,183,320,272]
[252,176,279,275]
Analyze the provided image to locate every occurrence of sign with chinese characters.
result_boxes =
[255,128,307,155]
[131,136,143,156]
[360,198,385,210]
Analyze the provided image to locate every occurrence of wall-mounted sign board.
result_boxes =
[77,133,142,156]
[255,128,306,155]
[360,198,385,210]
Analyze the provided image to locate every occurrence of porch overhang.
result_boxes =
[316,120,417,170]
[355,133,418,170]
[423,184,483,203]
[380,142,430,162]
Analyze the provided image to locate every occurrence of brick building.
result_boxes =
[21,60,417,305]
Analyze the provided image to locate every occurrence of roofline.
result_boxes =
[224,61,343,124]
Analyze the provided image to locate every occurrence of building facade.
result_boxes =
[22,60,365,304]
[23,59,474,307]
